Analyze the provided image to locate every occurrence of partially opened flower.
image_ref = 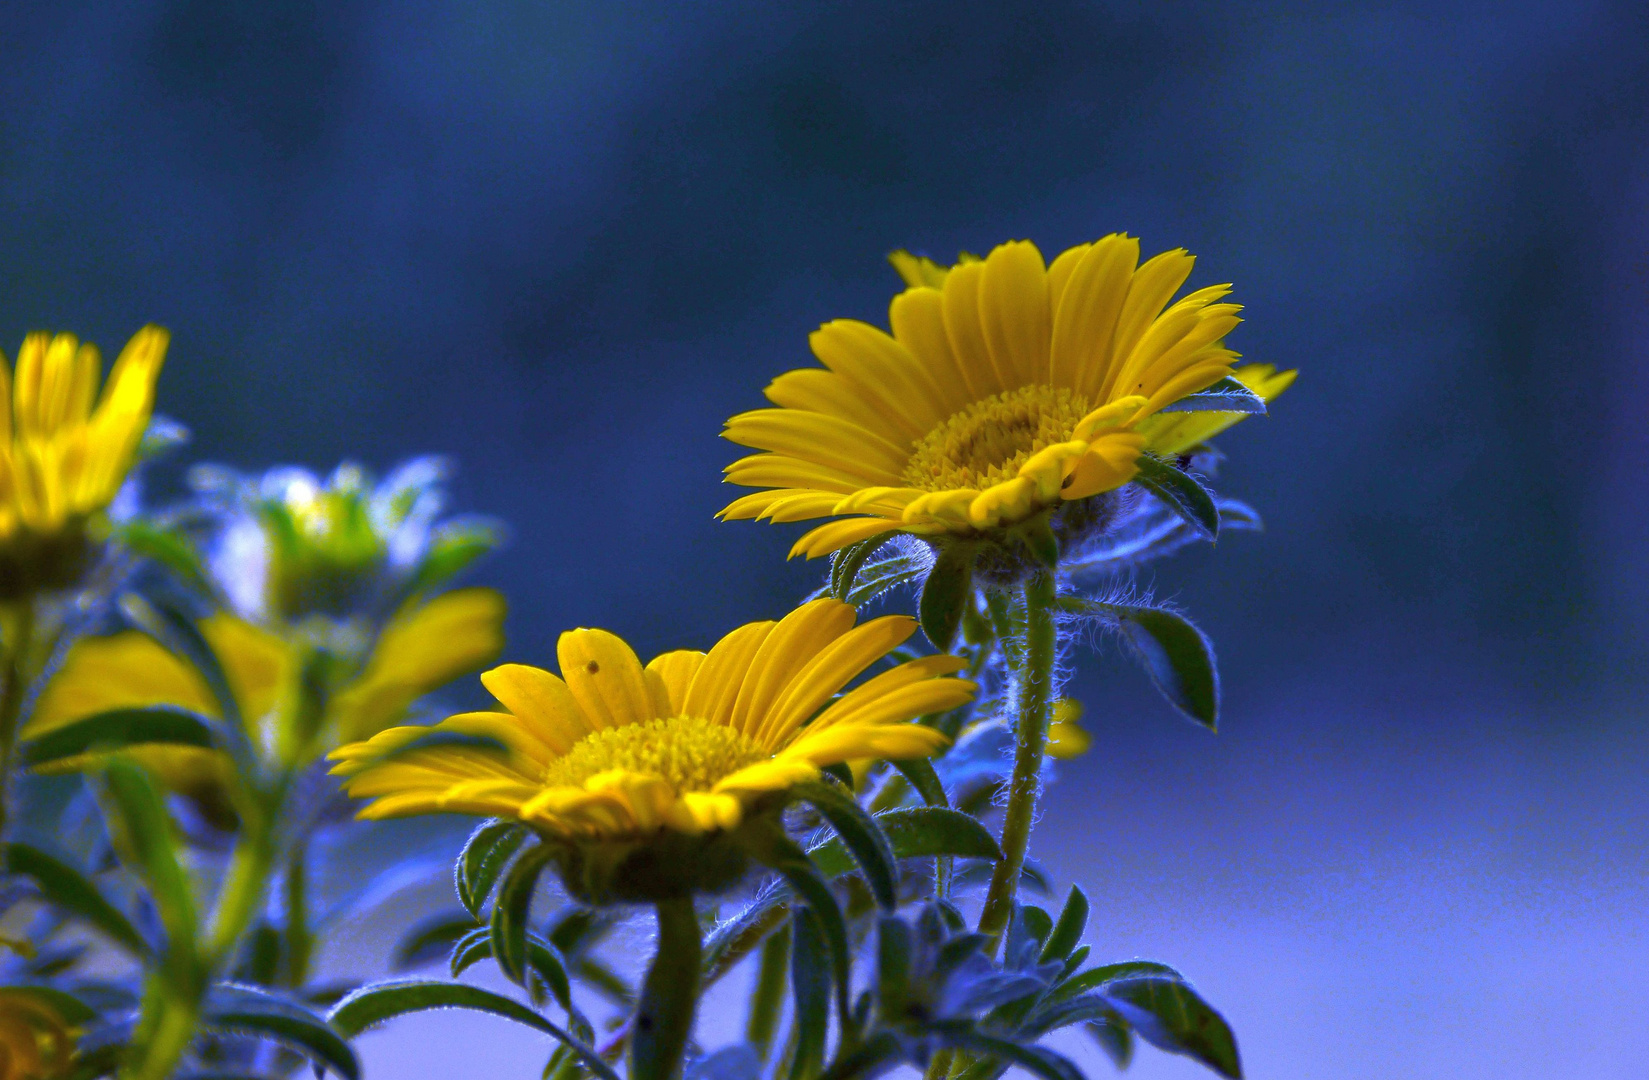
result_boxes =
[720,237,1243,559]
[23,589,505,817]
[0,327,167,597]
[330,598,974,899]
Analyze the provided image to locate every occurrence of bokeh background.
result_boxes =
[5,1,1648,1076]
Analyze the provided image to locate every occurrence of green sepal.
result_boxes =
[820,762,855,789]
[19,706,222,769]
[1017,517,1060,567]
[919,544,974,651]
[489,842,554,986]
[455,819,530,918]
[329,979,619,1080]
[1104,976,1241,1078]
[202,982,359,1080]
[2,842,150,957]
[403,519,505,600]
[841,551,927,607]
[1133,455,1219,541]
[785,910,830,1080]
[791,780,899,911]
[1156,375,1267,414]
[828,536,887,601]
[1038,885,1089,964]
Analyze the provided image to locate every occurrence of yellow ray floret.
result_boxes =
[719,237,1244,557]
[330,598,976,841]
[0,326,168,543]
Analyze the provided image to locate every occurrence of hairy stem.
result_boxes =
[631,896,702,1080]
[976,569,1057,947]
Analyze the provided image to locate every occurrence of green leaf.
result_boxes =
[1051,960,1182,1003]
[0,985,97,1025]
[745,922,789,1059]
[405,519,505,599]
[829,537,887,601]
[808,807,1002,878]
[203,983,359,1080]
[702,898,789,986]
[116,521,211,594]
[1157,376,1267,415]
[455,819,529,918]
[392,910,479,971]
[792,781,898,911]
[1086,1016,1135,1069]
[1017,518,1060,567]
[1133,455,1219,541]
[786,911,830,1080]
[19,706,221,769]
[816,1030,904,1080]
[96,759,197,978]
[874,914,911,1020]
[1039,886,1089,964]
[936,1024,1085,1080]
[1117,606,1219,729]
[741,820,852,1029]
[843,552,927,607]
[329,979,619,1080]
[489,843,553,986]
[919,544,973,651]
[890,757,947,808]
[2,842,149,956]
[1105,976,1241,1078]
[447,926,493,978]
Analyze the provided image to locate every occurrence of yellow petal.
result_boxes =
[788,518,899,560]
[557,628,657,730]
[480,664,590,752]
[1061,433,1145,500]
[681,620,774,726]
[978,240,1051,389]
[645,650,705,716]
[729,599,858,739]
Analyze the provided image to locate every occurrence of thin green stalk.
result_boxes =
[631,896,702,1080]
[207,814,278,966]
[0,599,35,843]
[283,838,313,988]
[976,569,1057,948]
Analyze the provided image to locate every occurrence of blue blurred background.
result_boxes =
[5,1,1648,1075]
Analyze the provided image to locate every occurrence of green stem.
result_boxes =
[127,978,202,1080]
[630,896,702,1080]
[976,569,1057,948]
[0,600,35,843]
[207,817,278,966]
[283,838,312,988]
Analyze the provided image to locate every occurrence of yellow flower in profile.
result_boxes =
[720,237,1242,558]
[330,598,974,840]
[0,327,168,596]
[0,988,77,1080]
[23,589,505,804]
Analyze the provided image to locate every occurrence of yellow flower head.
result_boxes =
[0,989,78,1080]
[720,237,1242,558]
[0,327,168,596]
[330,598,975,844]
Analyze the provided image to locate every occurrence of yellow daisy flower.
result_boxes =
[720,236,1241,558]
[0,327,168,596]
[0,988,77,1080]
[330,598,975,841]
[23,589,505,806]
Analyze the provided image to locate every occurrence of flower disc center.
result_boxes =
[903,384,1091,491]
[540,715,767,793]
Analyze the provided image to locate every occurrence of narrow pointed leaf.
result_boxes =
[1104,976,1241,1078]
[19,707,221,769]
[936,1025,1085,1080]
[1117,606,1219,729]
[96,760,196,974]
[1039,886,1089,964]
[829,537,887,601]
[742,821,852,1026]
[2,842,149,956]
[890,757,947,807]
[328,979,619,1080]
[1133,455,1218,540]
[919,544,973,651]
[1156,376,1267,414]
[203,983,358,1080]
[489,843,552,986]
[792,781,898,911]
[807,807,1001,878]
[786,911,830,1080]
[455,819,529,918]
[392,911,478,971]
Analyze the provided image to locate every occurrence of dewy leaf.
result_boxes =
[1104,976,1242,1079]
[919,544,974,651]
[203,983,359,1080]
[792,781,899,912]
[329,979,619,1080]
[1156,375,1267,414]
[1117,606,1220,730]
[1132,455,1219,541]
[455,819,529,918]
[19,706,221,769]
[2,842,150,957]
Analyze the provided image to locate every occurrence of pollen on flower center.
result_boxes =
[540,716,768,793]
[903,384,1092,491]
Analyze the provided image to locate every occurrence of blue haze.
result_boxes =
[3,2,1647,1076]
